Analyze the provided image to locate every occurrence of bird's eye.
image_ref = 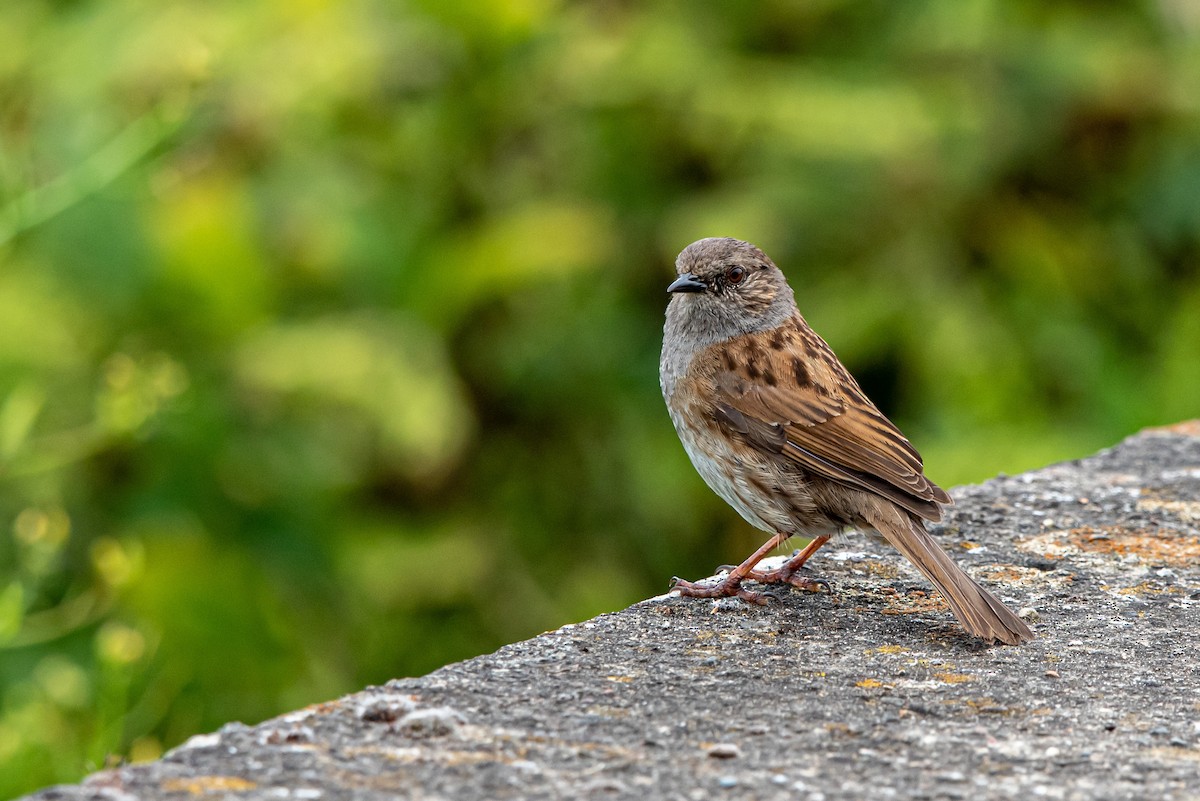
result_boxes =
[725,266,746,285]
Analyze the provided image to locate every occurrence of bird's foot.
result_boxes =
[713,557,832,593]
[743,567,832,594]
[716,535,833,593]
[670,575,771,606]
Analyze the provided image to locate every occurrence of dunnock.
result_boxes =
[660,237,1032,645]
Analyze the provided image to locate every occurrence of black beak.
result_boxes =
[667,273,706,294]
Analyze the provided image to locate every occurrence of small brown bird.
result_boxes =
[660,237,1032,645]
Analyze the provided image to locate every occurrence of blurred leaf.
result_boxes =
[233,313,474,482]
[0,582,24,643]
[150,172,273,336]
[0,269,90,370]
[0,383,44,460]
[415,200,615,325]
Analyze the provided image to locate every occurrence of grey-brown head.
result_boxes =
[665,238,797,346]
[660,238,799,399]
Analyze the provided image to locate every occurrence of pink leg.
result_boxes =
[740,535,831,592]
[671,533,788,605]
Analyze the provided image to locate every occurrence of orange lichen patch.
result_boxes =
[856,678,887,689]
[862,561,903,579]
[879,590,950,615]
[605,675,634,683]
[162,777,258,795]
[1020,526,1200,566]
[1137,498,1200,524]
[874,645,907,655]
[304,701,342,715]
[978,565,1038,584]
[934,672,973,684]
[962,698,1018,715]
[1069,526,1200,565]
[1109,582,1178,596]
[958,541,982,551]
[1143,420,1200,437]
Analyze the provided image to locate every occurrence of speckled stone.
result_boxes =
[23,423,1200,801]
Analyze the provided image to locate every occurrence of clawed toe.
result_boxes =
[735,586,772,605]
[671,533,834,609]
[735,568,833,594]
[788,576,832,594]
[671,575,773,606]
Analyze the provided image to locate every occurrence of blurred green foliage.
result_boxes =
[2,0,1198,794]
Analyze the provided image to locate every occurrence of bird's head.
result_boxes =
[666,237,796,339]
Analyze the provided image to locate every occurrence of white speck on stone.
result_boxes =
[177,732,221,750]
[294,789,322,800]
[396,707,465,737]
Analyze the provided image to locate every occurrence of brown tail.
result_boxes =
[865,507,1033,645]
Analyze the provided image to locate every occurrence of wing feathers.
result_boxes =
[708,318,951,519]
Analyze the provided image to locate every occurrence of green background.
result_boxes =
[2,0,1198,794]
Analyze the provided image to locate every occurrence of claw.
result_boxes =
[788,576,832,594]
[735,587,772,606]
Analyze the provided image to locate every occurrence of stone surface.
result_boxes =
[24,424,1200,801]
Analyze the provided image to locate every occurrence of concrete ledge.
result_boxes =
[26,424,1200,801]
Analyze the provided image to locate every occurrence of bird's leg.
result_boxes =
[671,533,788,606]
[740,535,832,592]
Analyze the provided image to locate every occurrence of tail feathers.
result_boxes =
[870,513,1033,645]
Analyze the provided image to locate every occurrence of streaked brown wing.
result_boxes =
[711,319,951,521]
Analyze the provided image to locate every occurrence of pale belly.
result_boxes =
[668,401,838,537]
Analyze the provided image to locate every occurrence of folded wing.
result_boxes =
[711,320,951,521]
